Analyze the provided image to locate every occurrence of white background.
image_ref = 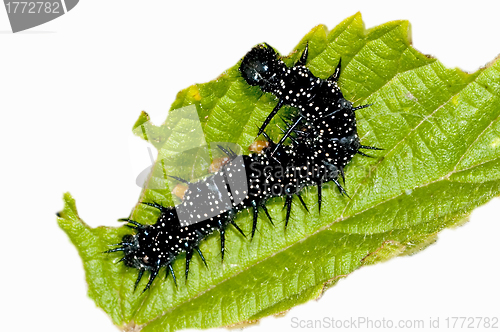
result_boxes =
[1,1,499,331]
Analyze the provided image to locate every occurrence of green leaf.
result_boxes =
[57,13,500,331]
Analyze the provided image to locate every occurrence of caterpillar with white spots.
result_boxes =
[106,43,380,292]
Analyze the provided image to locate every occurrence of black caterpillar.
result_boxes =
[106,43,379,292]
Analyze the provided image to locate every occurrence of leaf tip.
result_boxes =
[57,192,78,221]
[132,111,152,141]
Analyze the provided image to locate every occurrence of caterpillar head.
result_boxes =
[239,43,285,93]
[119,231,158,270]
[109,210,180,272]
